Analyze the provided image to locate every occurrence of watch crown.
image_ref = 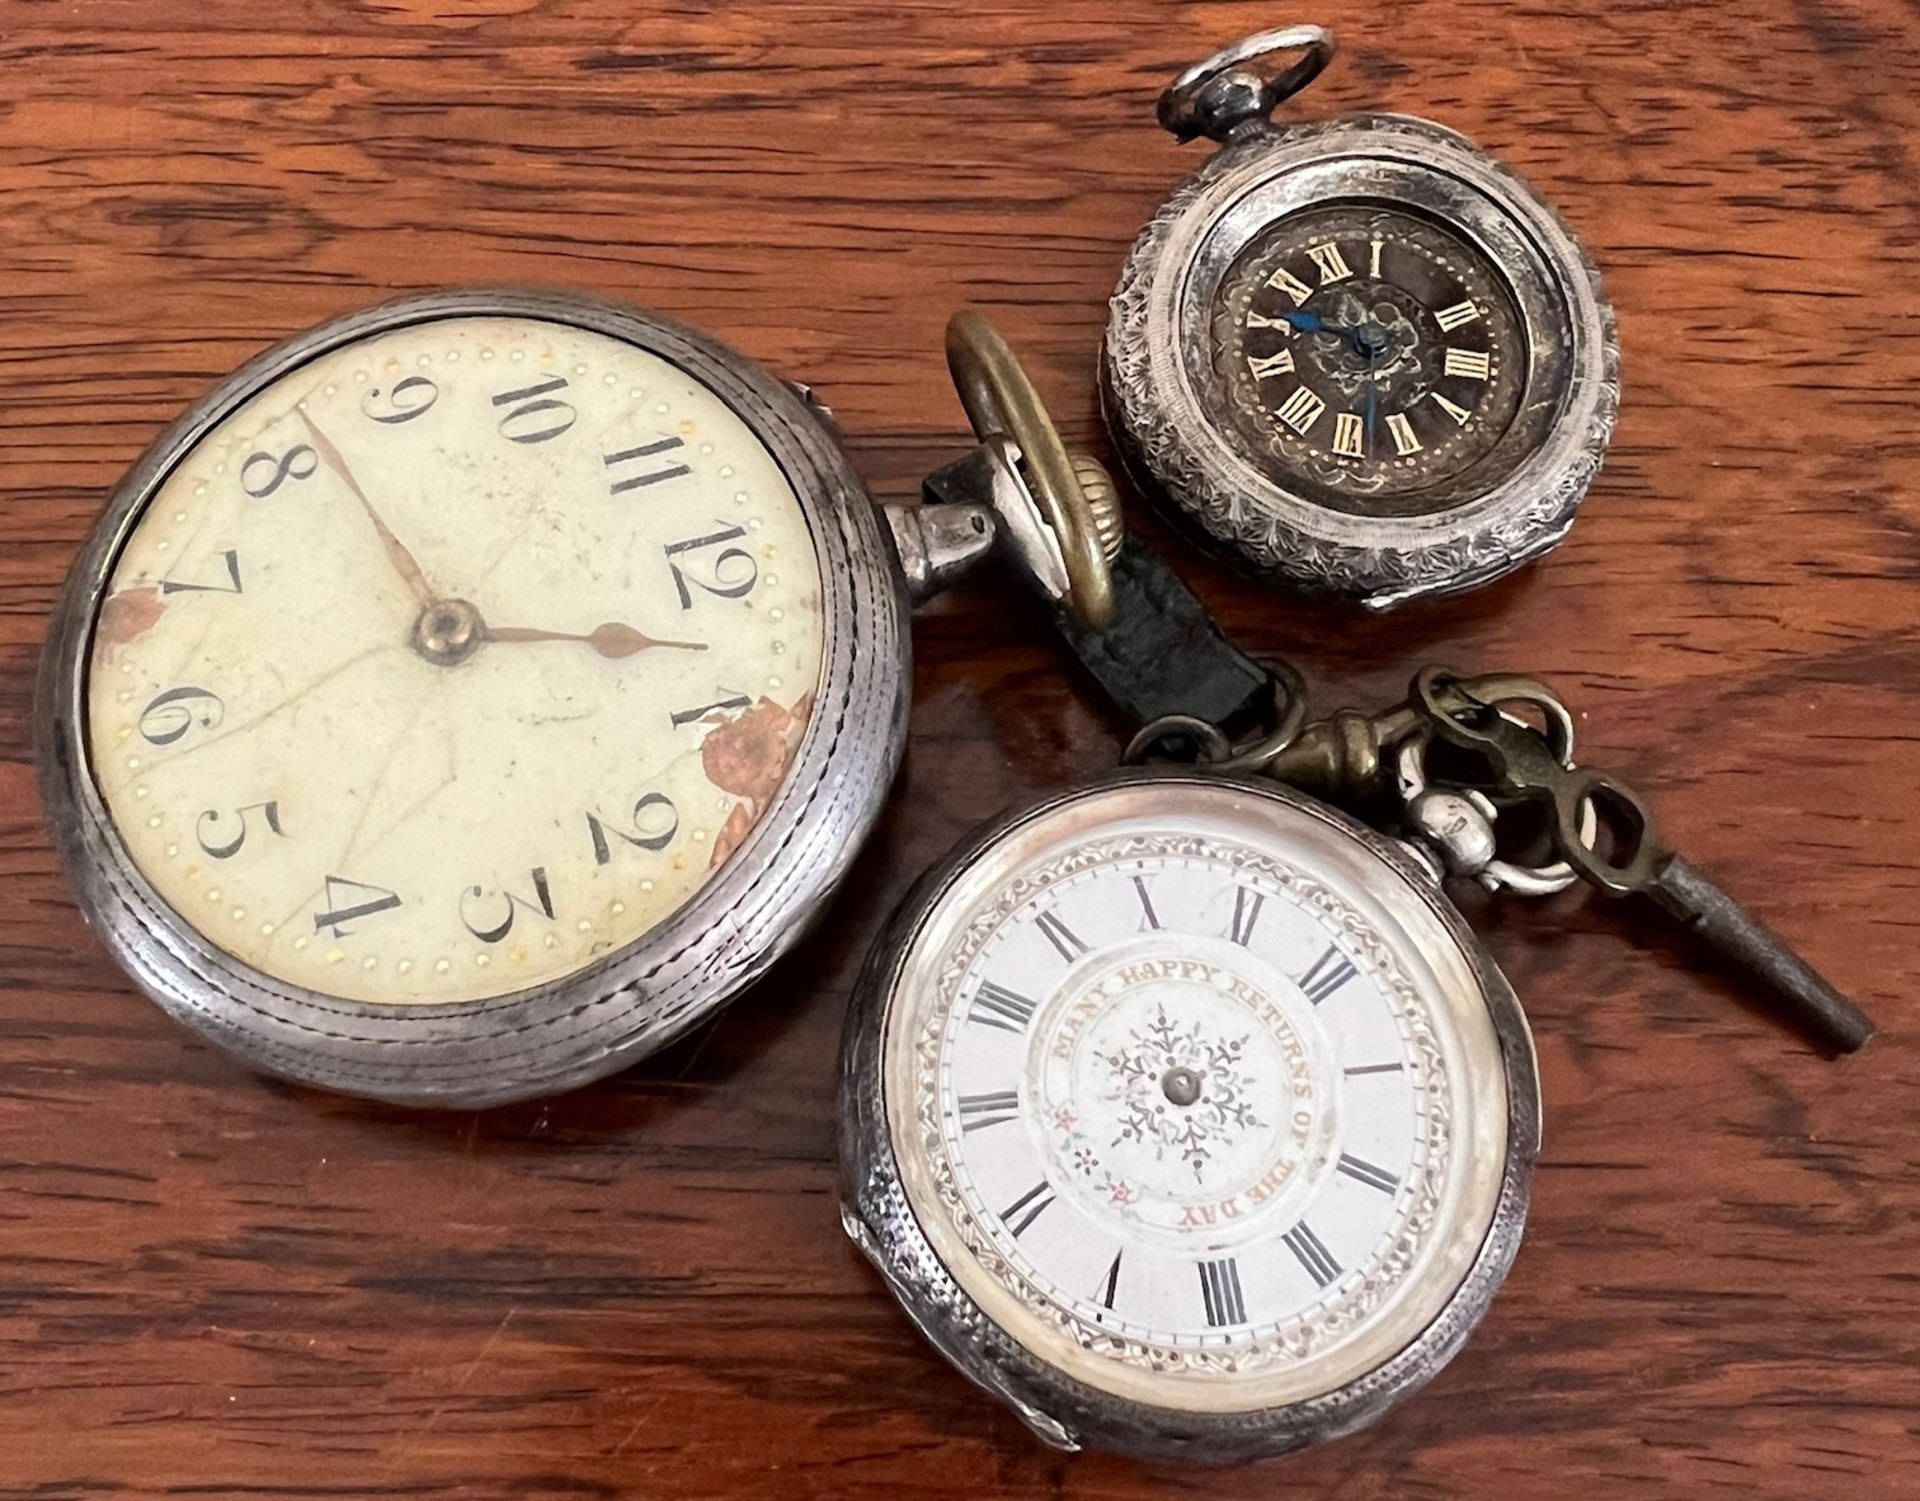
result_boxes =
[1069,453,1126,563]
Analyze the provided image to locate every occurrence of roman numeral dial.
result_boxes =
[914,831,1464,1389]
[1224,204,1529,508]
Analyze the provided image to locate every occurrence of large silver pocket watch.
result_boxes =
[841,768,1538,1461]
[38,290,1117,1108]
[1104,26,1620,608]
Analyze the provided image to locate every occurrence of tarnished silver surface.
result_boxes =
[840,769,1541,1461]
[883,498,998,605]
[38,288,912,1108]
[1104,31,1620,609]
[1393,729,1590,897]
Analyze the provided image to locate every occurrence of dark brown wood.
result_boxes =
[2,2,1917,1495]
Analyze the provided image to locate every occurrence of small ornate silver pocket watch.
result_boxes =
[1104,26,1620,608]
[38,290,1116,1107]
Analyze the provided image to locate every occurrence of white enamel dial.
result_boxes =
[881,780,1510,1414]
[85,314,825,1006]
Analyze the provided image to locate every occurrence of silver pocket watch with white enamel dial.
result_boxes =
[38,291,1116,1107]
[1104,26,1619,608]
[841,768,1538,1460]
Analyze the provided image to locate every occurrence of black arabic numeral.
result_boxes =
[460,867,555,944]
[241,443,319,498]
[362,374,440,425]
[313,875,402,938]
[664,523,758,609]
[606,436,690,494]
[195,800,283,860]
[670,689,752,729]
[491,375,577,445]
[161,549,242,595]
[137,686,224,746]
[586,791,679,865]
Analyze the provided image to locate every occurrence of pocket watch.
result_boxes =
[37,290,1116,1107]
[842,653,1870,1458]
[1103,25,1620,608]
[840,768,1537,1461]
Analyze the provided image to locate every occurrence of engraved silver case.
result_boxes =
[1105,106,1620,609]
[840,770,1540,1461]
[38,288,910,1109]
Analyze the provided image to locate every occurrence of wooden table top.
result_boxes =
[2,2,1916,1497]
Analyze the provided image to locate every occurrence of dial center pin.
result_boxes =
[1160,1064,1204,1107]
[410,597,484,667]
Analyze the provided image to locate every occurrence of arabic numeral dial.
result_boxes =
[83,308,829,1011]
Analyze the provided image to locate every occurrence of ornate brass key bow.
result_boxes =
[1261,667,1875,1054]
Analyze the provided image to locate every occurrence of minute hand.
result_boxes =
[297,408,436,605]
[1281,310,1354,336]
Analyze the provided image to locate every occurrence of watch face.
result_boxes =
[84,313,826,1006]
[1210,202,1555,519]
[879,779,1510,1415]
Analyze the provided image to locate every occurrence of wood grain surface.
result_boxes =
[2,1,1917,1496]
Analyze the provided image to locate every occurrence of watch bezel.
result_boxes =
[840,768,1540,1461]
[1104,113,1620,609]
[38,287,910,1107]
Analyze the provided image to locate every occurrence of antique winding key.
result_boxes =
[1256,667,1875,1052]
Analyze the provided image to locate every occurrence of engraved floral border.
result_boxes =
[908,831,1451,1382]
[1103,114,1621,606]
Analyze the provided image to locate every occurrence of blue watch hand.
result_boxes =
[1364,345,1380,448]
[1281,310,1358,335]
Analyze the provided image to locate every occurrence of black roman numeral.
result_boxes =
[968,980,1037,1033]
[605,436,691,493]
[999,1180,1056,1238]
[1032,909,1087,963]
[1336,1152,1400,1194]
[1132,875,1160,931]
[956,1090,1020,1132]
[1228,886,1264,946]
[1282,1221,1342,1288]
[1298,943,1358,1004]
[1198,1257,1246,1326]
[1344,1061,1404,1077]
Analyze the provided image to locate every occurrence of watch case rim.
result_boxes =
[1103,111,1621,610]
[838,766,1540,1462]
[37,285,911,1109]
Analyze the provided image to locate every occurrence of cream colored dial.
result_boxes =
[86,315,825,1005]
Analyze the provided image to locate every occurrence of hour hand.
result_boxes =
[485,622,708,658]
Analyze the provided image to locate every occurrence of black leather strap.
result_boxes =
[1054,538,1277,745]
